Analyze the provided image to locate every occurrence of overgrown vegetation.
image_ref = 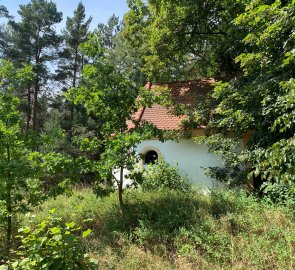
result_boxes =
[6,210,96,270]
[0,0,294,268]
[4,188,292,269]
[141,159,191,192]
[191,0,295,198]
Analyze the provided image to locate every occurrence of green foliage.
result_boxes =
[0,4,10,54]
[260,181,295,208]
[141,159,191,192]
[66,33,161,211]
[66,33,138,210]
[0,61,39,254]
[95,14,148,86]
[55,2,92,142]
[67,33,140,135]
[6,209,97,270]
[97,14,121,50]
[1,0,295,267]
[0,61,76,256]
[60,1,92,76]
[21,188,295,269]
[195,134,248,186]
[111,1,151,86]
[29,151,77,198]
[192,0,295,200]
[0,4,10,18]
[120,0,246,82]
[6,0,62,64]
[4,0,63,132]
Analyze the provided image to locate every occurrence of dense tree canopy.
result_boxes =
[97,14,121,50]
[119,0,247,82]
[57,1,92,91]
[4,0,62,132]
[55,2,92,139]
[193,0,295,195]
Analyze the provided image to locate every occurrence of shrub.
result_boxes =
[261,182,295,208]
[5,209,97,270]
[141,159,191,192]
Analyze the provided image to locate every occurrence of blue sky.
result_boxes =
[1,0,129,30]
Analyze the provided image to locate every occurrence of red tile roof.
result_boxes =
[128,79,216,130]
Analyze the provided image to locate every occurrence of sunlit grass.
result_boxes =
[19,187,295,269]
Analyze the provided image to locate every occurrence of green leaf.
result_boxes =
[48,208,56,214]
[65,221,76,229]
[50,227,61,235]
[53,234,62,241]
[82,229,92,238]
[18,226,31,234]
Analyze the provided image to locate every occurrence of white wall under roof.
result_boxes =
[136,139,222,188]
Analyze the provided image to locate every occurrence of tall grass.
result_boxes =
[20,187,295,269]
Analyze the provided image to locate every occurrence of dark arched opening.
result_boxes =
[144,150,158,165]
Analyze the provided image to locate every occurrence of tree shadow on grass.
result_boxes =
[88,189,252,256]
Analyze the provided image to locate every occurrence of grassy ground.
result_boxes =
[18,188,295,269]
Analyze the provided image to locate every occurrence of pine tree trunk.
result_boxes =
[25,86,32,131]
[32,51,40,132]
[32,79,39,132]
[71,49,78,123]
[68,48,79,139]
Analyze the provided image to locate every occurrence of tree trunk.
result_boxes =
[32,78,39,132]
[25,86,32,131]
[68,48,79,139]
[32,49,40,133]
[71,50,78,123]
[118,166,124,214]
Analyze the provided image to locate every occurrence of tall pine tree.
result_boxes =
[97,14,120,50]
[0,3,10,18]
[4,0,62,132]
[0,3,11,58]
[56,2,92,134]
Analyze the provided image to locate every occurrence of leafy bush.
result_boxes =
[141,159,191,192]
[5,209,97,270]
[261,182,295,208]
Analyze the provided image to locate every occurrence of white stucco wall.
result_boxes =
[136,139,222,188]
